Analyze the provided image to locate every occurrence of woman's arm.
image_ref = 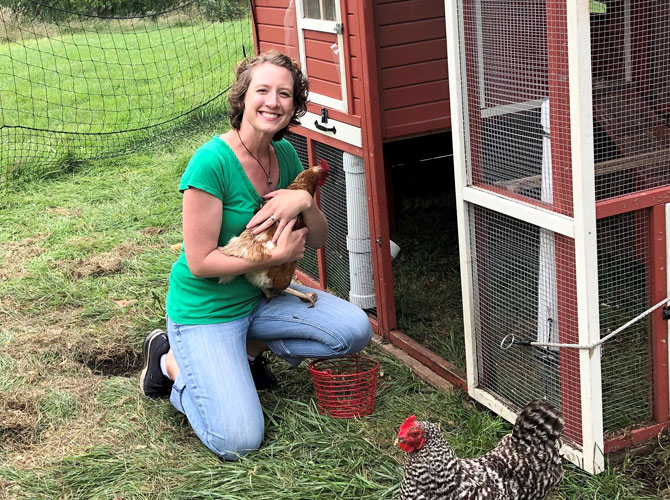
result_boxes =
[246,189,328,249]
[294,192,327,249]
[182,188,308,278]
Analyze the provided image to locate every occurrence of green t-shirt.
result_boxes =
[165,136,304,324]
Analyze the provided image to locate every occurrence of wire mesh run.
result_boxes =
[285,133,320,280]
[314,141,352,300]
[307,355,379,419]
[470,206,582,445]
[591,1,670,200]
[597,210,652,433]
[285,134,369,308]
[459,0,574,216]
[453,0,670,470]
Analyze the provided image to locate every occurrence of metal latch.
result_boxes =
[334,23,343,35]
[314,107,336,133]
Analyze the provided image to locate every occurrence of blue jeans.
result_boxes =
[166,284,372,460]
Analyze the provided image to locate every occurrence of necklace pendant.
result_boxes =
[267,177,273,185]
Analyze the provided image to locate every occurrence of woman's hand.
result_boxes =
[246,189,312,242]
[271,217,309,264]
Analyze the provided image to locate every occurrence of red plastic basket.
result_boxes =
[307,355,379,419]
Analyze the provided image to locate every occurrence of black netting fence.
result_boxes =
[0,0,252,190]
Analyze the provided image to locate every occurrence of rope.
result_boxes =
[501,297,670,351]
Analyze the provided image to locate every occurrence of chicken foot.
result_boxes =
[262,286,318,307]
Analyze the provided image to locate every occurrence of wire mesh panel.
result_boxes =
[470,206,582,446]
[285,134,356,302]
[598,210,653,434]
[285,132,320,281]
[591,0,670,200]
[0,2,253,190]
[314,141,351,300]
[450,0,670,473]
[459,0,574,216]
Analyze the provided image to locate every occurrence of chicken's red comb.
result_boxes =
[399,415,418,435]
[317,159,330,186]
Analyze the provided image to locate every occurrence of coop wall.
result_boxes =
[253,0,299,57]
[253,0,452,139]
[375,0,451,139]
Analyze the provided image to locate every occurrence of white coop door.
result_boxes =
[445,0,606,474]
[294,0,348,113]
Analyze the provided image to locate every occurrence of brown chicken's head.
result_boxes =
[396,415,427,453]
[316,159,330,187]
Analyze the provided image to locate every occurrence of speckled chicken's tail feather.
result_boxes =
[512,399,563,450]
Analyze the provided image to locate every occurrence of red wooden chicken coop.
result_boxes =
[250,0,453,351]
[250,0,670,474]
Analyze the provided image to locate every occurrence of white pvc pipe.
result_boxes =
[343,152,377,309]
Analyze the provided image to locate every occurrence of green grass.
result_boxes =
[1,134,669,499]
[391,161,466,371]
[0,13,252,185]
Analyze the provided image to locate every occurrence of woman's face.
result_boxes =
[241,62,295,136]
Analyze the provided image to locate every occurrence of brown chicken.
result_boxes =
[217,159,330,306]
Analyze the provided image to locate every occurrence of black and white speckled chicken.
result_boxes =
[396,399,563,500]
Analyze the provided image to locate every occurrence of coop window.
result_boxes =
[303,0,336,21]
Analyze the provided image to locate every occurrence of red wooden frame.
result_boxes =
[353,0,397,337]
[597,191,670,453]
[649,205,669,427]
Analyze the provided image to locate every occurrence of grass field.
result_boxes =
[0,11,251,185]
[1,130,670,499]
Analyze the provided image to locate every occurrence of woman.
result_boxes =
[140,51,372,460]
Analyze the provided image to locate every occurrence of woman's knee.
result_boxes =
[204,424,264,461]
[342,307,373,354]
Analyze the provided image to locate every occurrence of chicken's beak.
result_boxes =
[394,437,400,446]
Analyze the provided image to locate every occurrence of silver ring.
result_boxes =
[500,334,515,350]
[269,215,276,223]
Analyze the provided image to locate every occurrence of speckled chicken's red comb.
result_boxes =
[399,415,418,435]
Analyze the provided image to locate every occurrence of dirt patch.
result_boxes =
[0,303,143,377]
[66,254,124,279]
[1,377,106,467]
[0,236,48,280]
[624,434,670,494]
[56,242,144,279]
[45,206,82,217]
[0,390,42,448]
[141,226,168,235]
[73,341,142,376]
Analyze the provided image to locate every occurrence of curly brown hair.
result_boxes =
[228,50,309,141]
